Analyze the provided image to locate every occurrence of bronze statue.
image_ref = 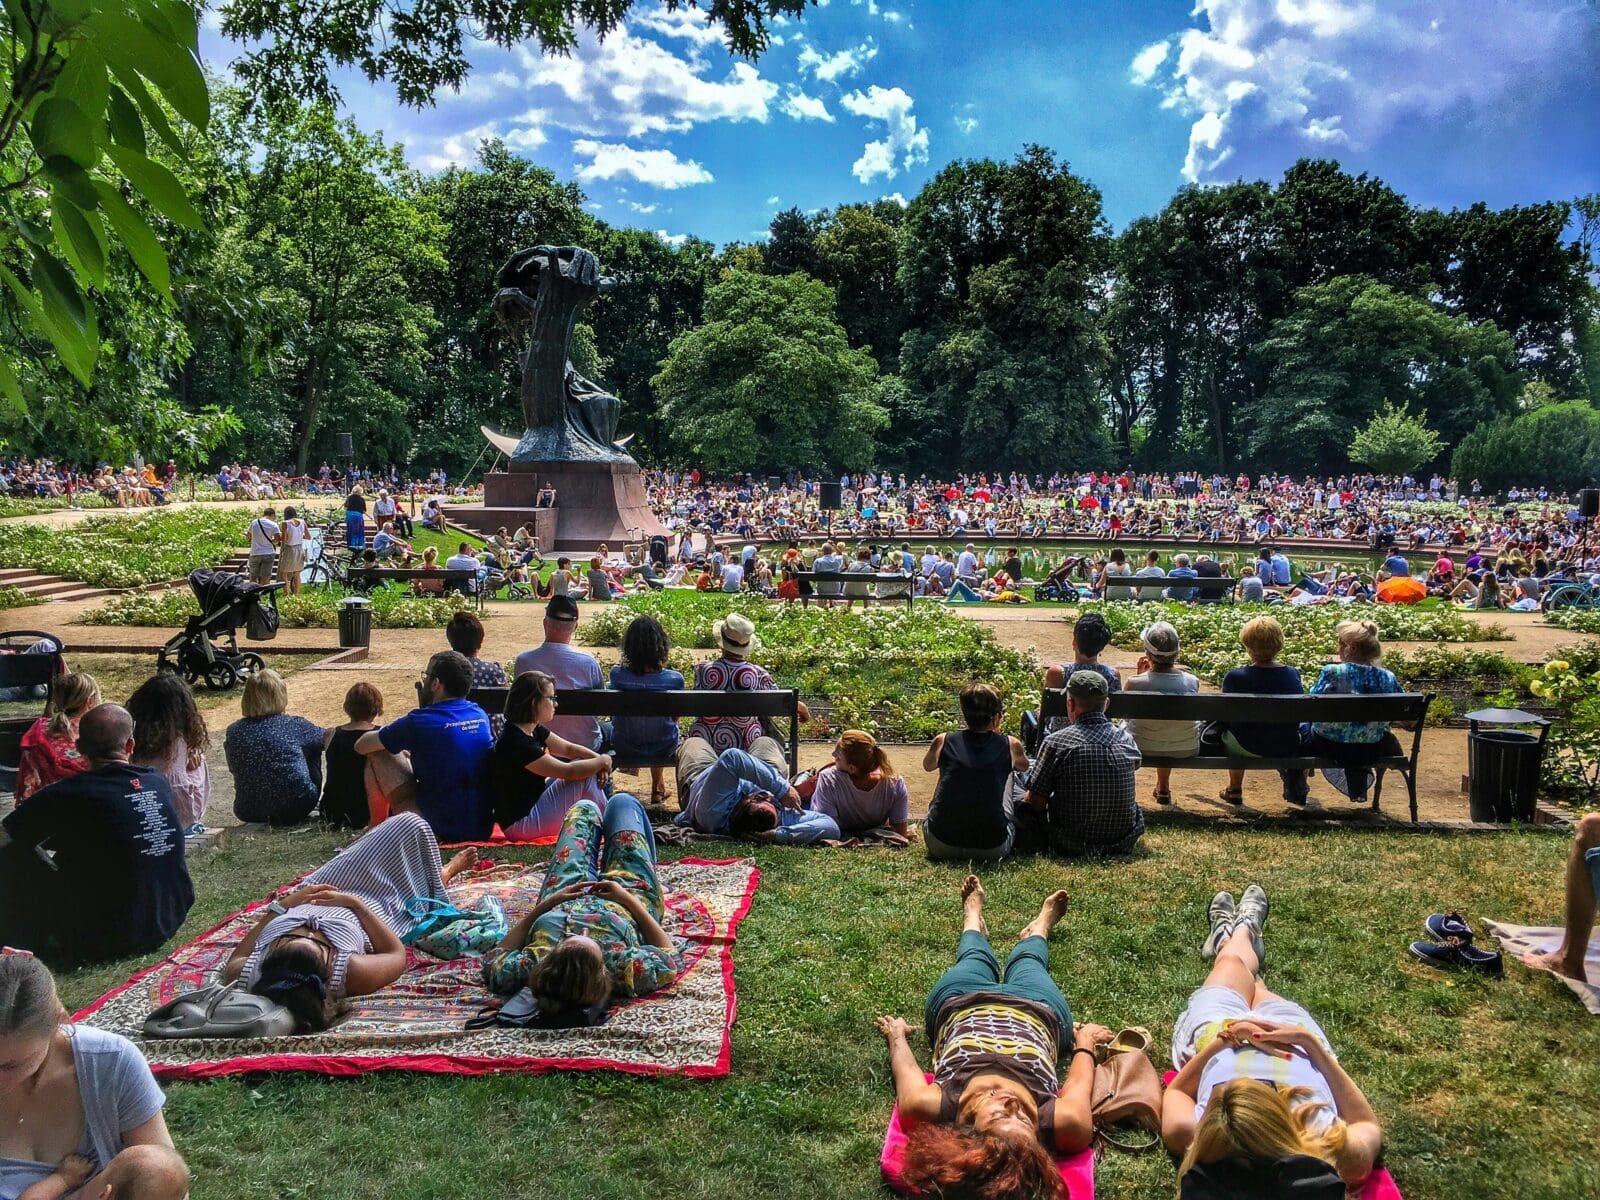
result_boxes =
[484,245,634,464]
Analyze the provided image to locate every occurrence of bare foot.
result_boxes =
[442,849,478,883]
[1021,890,1070,941]
[1520,949,1588,984]
[962,874,988,935]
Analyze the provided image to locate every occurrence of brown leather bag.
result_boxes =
[1090,1046,1163,1151]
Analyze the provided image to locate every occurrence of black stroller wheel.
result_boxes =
[238,652,266,677]
[203,661,238,691]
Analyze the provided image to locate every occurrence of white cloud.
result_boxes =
[437,69,521,104]
[1129,39,1170,85]
[519,22,777,137]
[631,3,726,46]
[765,195,781,206]
[627,201,660,214]
[840,85,930,183]
[1133,0,1591,183]
[782,87,835,122]
[953,104,978,135]
[655,229,690,247]
[411,120,505,173]
[797,40,878,83]
[881,191,908,207]
[572,140,713,189]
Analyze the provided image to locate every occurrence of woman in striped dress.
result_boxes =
[220,813,476,1032]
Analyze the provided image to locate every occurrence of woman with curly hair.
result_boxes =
[608,615,684,807]
[126,672,210,836]
[1163,884,1382,1197]
[876,876,1111,1200]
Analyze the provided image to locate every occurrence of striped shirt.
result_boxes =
[934,994,1061,1109]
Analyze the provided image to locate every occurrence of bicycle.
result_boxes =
[302,523,360,589]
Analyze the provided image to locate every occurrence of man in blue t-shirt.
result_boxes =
[358,650,494,841]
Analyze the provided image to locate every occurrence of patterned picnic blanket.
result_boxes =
[73,857,760,1078]
[1485,921,1600,1015]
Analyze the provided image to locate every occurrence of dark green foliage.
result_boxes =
[1451,402,1600,493]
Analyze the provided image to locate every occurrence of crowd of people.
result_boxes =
[2,586,1596,1199]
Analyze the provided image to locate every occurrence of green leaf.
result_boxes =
[54,43,110,126]
[104,65,183,156]
[30,247,87,334]
[94,180,170,293]
[15,214,51,247]
[106,85,147,154]
[31,97,101,169]
[0,262,44,327]
[88,12,208,130]
[0,357,22,413]
[53,204,108,289]
[41,156,98,210]
[142,0,198,48]
[105,144,203,229]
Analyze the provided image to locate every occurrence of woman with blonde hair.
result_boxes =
[127,672,211,835]
[1165,885,1381,1198]
[224,669,325,824]
[1304,619,1403,803]
[15,671,99,802]
[799,729,910,838]
[1212,616,1309,807]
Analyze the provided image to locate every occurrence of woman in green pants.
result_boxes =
[876,876,1111,1199]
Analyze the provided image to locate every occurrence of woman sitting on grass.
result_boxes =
[221,813,477,1031]
[490,671,613,843]
[127,672,211,836]
[923,683,1031,861]
[800,730,910,838]
[224,670,325,826]
[15,671,99,803]
[1164,884,1382,1196]
[877,876,1112,1199]
[482,794,681,1026]
[320,682,384,830]
[608,616,684,808]
[1304,619,1403,804]
[0,953,190,1200]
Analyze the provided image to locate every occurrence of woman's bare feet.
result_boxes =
[1020,890,1070,941]
[442,849,478,884]
[1520,948,1588,984]
[961,874,988,935]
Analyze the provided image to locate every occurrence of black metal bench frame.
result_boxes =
[462,686,802,776]
[1035,688,1432,822]
[792,570,914,608]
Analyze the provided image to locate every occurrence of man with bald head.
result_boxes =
[0,702,193,962]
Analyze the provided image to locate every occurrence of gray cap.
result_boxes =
[1066,669,1109,700]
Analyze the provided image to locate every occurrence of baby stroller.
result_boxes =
[156,570,283,691]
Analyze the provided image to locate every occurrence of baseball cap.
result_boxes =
[545,595,579,621]
[1066,669,1109,700]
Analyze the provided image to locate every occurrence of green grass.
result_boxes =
[51,826,1600,1200]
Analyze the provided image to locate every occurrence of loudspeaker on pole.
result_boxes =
[819,480,843,510]
[335,432,355,458]
[1580,488,1599,519]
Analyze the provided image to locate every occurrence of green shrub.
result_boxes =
[83,582,473,628]
[0,509,258,588]
[0,585,41,610]
[1547,608,1600,636]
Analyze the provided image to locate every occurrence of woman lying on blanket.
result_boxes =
[0,951,191,1200]
[481,794,682,1027]
[1164,884,1383,1197]
[220,814,477,1032]
[875,876,1112,1200]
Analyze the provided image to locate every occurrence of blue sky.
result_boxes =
[202,0,1600,246]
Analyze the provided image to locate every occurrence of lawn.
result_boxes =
[52,825,1599,1200]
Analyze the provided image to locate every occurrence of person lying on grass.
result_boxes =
[876,876,1113,1200]
[482,795,681,1026]
[1164,884,1383,1196]
[222,813,477,1032]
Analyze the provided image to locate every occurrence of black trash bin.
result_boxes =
[1465,707,1550,823]
[338,596,372,649]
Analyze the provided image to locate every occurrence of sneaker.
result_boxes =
[183,822,208,839]
[1409,938,1503,977]
[1233,883,1269,968]
[1202,891,1236,959]
[1424,912,1474,943]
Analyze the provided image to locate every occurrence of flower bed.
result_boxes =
[82,583,474,629]
[0,509,253,589]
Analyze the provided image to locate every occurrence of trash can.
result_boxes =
[1465,708,1550,823]
[337,596,372,649]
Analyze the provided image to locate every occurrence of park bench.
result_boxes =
[463,686,803,776]
[347,566,482,609]
[1028,688,1432,822]
[1102,577,1239,602]
[793,570,915,607]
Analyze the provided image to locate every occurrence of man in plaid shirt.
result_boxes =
[1022,670,1144,856]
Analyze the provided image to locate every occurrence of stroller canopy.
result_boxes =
[187,570,281,641]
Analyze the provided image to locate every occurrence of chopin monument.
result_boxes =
[474,245,665,549]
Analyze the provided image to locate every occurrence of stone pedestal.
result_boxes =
[463,461,664,551]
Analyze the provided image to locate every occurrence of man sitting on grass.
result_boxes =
[1020,670,1143,857]
[357,651,494,841]
[372,521,417,565]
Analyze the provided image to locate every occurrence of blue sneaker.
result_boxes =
[1424,912,1474,943]
[1409,938,1503,977]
